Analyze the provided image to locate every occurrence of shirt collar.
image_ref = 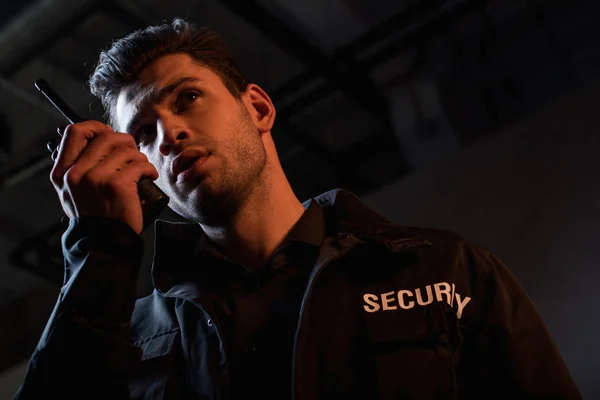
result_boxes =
[151,188,431,291]
[190,199,326,266]
[281,199,326,248]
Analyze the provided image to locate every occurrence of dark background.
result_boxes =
[0,0,598,397]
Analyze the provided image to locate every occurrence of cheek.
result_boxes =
[156,172,169,188]
[144,152,167,182]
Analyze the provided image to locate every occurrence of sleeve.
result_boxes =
[13,217,145,400]
[458,249,582,399]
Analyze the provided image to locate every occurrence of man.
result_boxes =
[15,18,580,399]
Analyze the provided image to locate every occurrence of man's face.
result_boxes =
[115,53,267,223]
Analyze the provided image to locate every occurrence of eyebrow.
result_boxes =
[123,76,203,133]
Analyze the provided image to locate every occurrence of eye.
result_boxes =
[176,90,201,111]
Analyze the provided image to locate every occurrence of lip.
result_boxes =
[171,148,209,178]
[178,157,209,183]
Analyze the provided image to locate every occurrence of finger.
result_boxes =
[84,147,159,185]
[51,121,115,186]
[65,133,137,185]
[116,158,161,185]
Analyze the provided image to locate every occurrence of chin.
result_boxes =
[170,187,214,222]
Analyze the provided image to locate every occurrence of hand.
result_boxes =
[49,121,159,235]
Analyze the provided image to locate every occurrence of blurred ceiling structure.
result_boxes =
[0,0,598,376]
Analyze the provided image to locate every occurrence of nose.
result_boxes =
[157,115,191,155]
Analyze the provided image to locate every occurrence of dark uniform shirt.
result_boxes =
[190,201,327,399]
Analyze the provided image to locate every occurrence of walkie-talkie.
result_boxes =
[35,78,170,232]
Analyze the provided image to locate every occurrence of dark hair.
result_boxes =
[88,18,249,125]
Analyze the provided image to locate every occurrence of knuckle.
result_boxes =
[104,133,134,151]
[65,121,112,139]
[134,151,148,161]
[63,167,82,187]
[118,133,137,148]
[49,169,62,186]
[116,145,138,159]
[86,120,113,133]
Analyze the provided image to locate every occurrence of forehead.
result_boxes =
[114,53,220,129]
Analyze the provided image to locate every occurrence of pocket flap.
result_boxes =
[136,328,179,361]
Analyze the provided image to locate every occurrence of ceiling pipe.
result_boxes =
[0,0,98,73]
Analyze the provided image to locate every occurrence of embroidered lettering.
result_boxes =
[455,293,471,318]
[398,290,414,309]
[415,286,433,306]
[434,282,452,304]
[363,294,380,313]
[362,281,472,319]
[381,291,397,310]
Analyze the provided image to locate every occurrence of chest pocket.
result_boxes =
[363,301,463,400]
[129,328,181,400]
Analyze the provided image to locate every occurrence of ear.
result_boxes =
[243,83,276,133]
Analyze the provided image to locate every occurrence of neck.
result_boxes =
[200,170,305,270]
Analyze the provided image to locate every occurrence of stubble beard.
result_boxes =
[181,106,268,226]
